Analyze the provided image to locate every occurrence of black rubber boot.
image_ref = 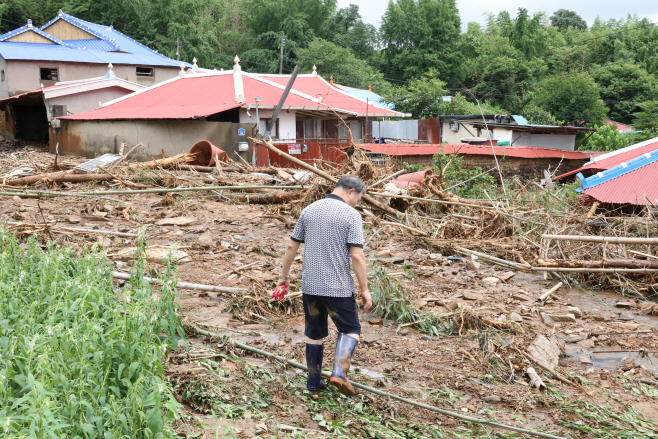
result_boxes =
[330,333,358,396]
[306,343,325,397]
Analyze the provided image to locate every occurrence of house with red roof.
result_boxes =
[51,59,406,163]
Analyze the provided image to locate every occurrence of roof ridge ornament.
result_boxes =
[312,65,317,77]
[107,63,115,78]
[233,55,245,103]
[330,76,333,85]
[179,62,186,78]
[193,57,198,72]
[27,19,32,28]
[58,9,63,16]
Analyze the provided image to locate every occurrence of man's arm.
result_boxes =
[276,239,301,290]
[350,246,372,311]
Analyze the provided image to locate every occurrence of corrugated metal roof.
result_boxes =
[60,73,338,120]
[555,137,658,180]
[579,148,658,205]
[333,84,394,110]
[0,12,184,67]
[259,74,405,117]
[359,143,593,159]
[63,39,116,51]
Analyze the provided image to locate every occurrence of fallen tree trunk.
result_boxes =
[224,190,303,204]
[112,271,244,293]
[537,258,658,269]
[250,137,400,217]
[5,172,114,186]
[125,153,196,169]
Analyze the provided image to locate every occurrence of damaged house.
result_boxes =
[53,60,406,164]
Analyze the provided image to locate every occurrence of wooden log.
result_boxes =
[380,221,428,236]
[226,190,303,204]
[537,258,658,269]
[177,164,292,175]
[125,153,195,169]
[250,137,400,217]
[541,234,658,244]
[539,282,563,301]
[5,172,114,186]
[367,169,406,189]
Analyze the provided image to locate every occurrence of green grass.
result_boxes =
[0,231,184,438]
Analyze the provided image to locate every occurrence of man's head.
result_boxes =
[332,175,366,207]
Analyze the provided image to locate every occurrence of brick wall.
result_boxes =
[392,154,588,182]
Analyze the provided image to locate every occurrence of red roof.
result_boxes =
[259,74,403,117]
[556,138,658,180]
[606,120,632,131]
[359,143,594,160]
[581,160,658,205]
[61,73,333,120]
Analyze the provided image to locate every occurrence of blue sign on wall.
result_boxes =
[238,128,245,136]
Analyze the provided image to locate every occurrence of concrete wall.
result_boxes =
[51,119,253,162]
[238,108,296,140]
[4,60,179,98]
[493,129,576,150]
[441,121,484,143]
[0,57,8,101]
[45,86,133,120]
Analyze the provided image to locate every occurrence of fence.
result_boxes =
[255,138,350,169]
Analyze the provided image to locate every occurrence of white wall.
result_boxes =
[493,128,576,150]
[45,86,134,119]
[4,60,179,99]
[441,121,483,143]
[239,108,296,140]
[372,119,418,140]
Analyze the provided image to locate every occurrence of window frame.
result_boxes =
[40,67,59,81]
[135,66,155,78]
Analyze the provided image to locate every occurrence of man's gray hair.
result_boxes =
[335,175,366,194]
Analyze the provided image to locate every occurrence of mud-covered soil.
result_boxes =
[2,144,658,438]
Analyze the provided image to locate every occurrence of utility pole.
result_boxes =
[176,38,179,61]
[279,32,285,74]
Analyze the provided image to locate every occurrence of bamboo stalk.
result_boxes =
[189,324,567,439]
[453,246,530,270]
[0,185,303,198]
[539,282,563,301]
[366,169,406,189]
[531,267,658,273]
[541,234,658,244]
[112,272,244,293]
[6,222,139,238]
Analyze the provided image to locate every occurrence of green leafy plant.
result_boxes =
[0,230,183,437]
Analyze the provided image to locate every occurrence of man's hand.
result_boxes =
[360,289,373,311]
[275,278,290,291]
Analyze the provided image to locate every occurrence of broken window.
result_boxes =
[136,67,154,77]
[40,68,58,81]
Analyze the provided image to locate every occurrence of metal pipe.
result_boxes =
[112,272,244,293]
[189,325,566,439]
[264,65,301,141]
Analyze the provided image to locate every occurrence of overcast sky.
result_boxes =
[337,0,658,29]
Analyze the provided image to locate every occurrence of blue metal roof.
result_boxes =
[63,39,116,51]
[577,148,658,191]
[336,84,394,110]
[0,12,187,67]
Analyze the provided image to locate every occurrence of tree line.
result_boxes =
[2,0,657,148]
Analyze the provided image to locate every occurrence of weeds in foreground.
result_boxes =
[561,400,658,438]
[369,266,451,336]
[0,231,184,437]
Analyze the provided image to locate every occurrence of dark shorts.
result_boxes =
[302,293,361,340]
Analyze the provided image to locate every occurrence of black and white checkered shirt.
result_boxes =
[290,194,364,297]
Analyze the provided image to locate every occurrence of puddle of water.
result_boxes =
[566,344,658,372]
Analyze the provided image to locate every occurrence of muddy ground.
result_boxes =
[2,143,658,438]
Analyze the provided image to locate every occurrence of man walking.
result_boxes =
[275,175,372,397]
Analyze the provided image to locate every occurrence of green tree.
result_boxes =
[509,8,547,59]
[380,0,462,85]
[586,124,632,151]
[383,69,448,119]
[533,72,608,126]
[321,5,378,61]
[632,101,658,140]
[591,62,658,124]
[296,38,387,90]
[471,56,533,113]
[550,9,587,31]
[523,103,561,125]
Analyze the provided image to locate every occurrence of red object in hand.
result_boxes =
[271,285,287,301]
